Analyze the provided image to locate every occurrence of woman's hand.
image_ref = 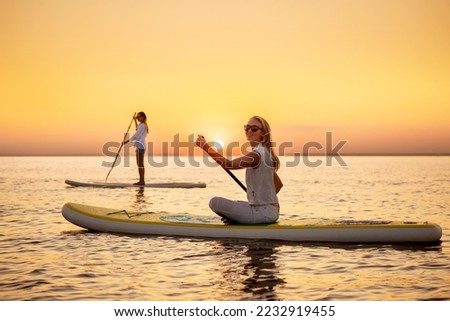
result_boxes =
[196,135,207,149]
[123,133,130,145]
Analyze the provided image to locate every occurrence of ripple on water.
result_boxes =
[1,156,450,300]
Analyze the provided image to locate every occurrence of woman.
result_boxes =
[196,115,283,224]
[125,111,148,185]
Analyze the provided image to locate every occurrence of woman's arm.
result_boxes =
[196,135,260,170]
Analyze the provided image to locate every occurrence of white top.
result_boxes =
[130,123,147,150]
[245,144,278,205]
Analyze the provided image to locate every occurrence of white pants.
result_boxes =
[209,196,279,224]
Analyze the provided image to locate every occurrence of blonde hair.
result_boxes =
[251,115,280,172]
[137,111,149,133]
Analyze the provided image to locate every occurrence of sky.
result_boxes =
[0,0,449,155]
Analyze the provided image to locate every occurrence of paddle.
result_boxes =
[105,112,137,182]
[197,135,247,192]
[224,168,247,192]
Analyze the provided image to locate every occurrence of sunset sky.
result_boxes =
[1,0,449,155]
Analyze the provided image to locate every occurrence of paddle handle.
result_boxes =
[197,135,247,193]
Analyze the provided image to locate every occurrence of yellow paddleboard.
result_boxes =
[62,202,442,243]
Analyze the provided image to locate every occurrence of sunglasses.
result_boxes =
[244,125,262,132]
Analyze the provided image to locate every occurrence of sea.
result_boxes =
[0,156,449,301]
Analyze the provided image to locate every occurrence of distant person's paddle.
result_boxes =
[105,112,136,182]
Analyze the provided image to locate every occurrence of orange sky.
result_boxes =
[0,0,449,155]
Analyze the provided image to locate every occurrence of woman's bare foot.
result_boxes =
[133,181,145,185]
[218,214,238,225]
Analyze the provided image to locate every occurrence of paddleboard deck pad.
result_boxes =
[61,203,442,243]
[65,179,206,189]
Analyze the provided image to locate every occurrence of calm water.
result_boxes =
[0,156,449,300]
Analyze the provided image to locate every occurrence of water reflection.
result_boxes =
[241,242,286,300]
[208,238,441,300]
[296,241,443,253]
[212,240,285,300]
[130,187,149,211]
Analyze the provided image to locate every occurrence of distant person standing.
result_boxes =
[125,111,148,185]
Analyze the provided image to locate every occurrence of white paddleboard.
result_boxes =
[65,179,206,189]
[61,202,442,243]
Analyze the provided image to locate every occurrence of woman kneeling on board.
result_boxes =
[196,115,283,224]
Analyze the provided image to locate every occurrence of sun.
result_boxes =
[212,139,225,150]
